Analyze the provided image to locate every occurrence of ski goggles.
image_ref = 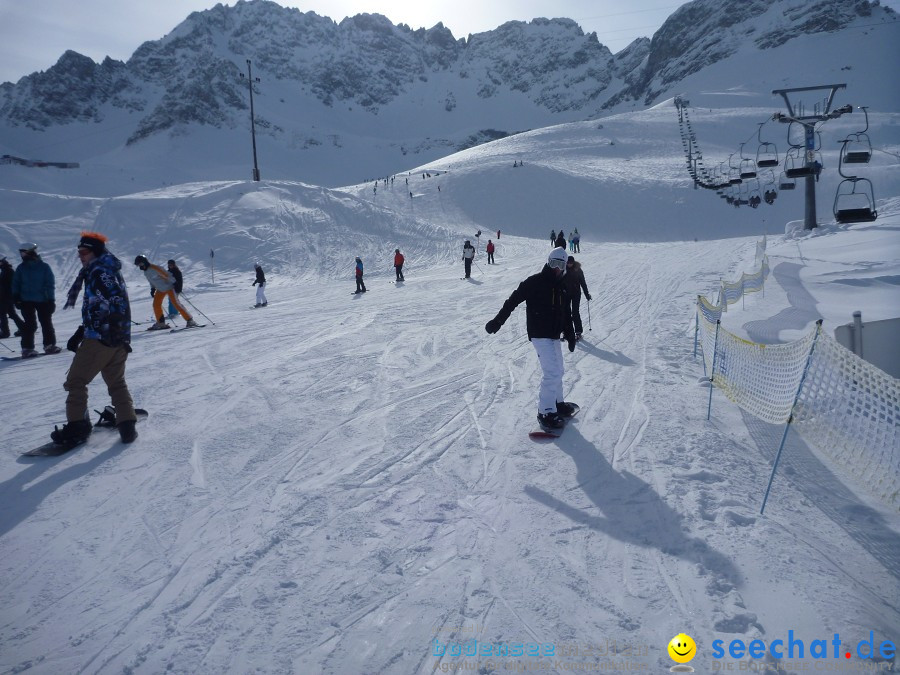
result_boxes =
[548,257,566,270]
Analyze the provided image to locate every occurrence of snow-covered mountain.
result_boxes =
[0,0,896,191]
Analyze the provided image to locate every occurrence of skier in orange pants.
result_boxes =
[134,255,199,330]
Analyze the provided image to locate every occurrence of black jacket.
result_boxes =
[169,266,183,293]
[253,267,266,285]
[563,261,589,298]
[0,262,13,302]
[490,265,575,341]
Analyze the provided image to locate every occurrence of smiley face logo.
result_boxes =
[668,633,696,664]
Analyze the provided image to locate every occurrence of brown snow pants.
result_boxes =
[64,338,136,423]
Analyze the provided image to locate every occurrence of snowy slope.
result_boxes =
[0,117,898,673]
[1,10,899,669]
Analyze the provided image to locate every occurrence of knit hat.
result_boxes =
[78,231,108,255]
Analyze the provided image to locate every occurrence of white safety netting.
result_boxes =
[699,320,817,424]
[719,257,769,311]
[792,332,900,509]
[696,241,900,509]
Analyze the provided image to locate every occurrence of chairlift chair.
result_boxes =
[784,150,822,178]
[748,182,762,208]
[778,169,796,190]
[739,159,758,180]
[755,123,779,168]
[833,178,877,223]
[842,106,873,164]
[738,143,757,179]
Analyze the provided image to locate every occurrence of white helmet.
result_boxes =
[19,242,38,253]
[547,247,568,274]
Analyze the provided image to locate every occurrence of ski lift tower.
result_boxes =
[772,84,851,230]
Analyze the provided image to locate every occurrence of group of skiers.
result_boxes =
[550,229,581,253]
[7,228,592,446]
[2,235,218,449]
[352,249,405,292]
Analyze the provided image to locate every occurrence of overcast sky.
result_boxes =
[0,0,690,84]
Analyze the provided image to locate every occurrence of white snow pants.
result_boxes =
[532,337,564,414]
[256,283,267,305]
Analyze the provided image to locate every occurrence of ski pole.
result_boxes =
[179,292,216,325]
[474,260,484,276]
[587,299,592,331]
[0,339,14,352]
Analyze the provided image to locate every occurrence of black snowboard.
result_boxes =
[22,409,149,456]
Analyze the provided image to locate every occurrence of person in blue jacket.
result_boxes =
[12,242,59,358]
[354,257,367,293]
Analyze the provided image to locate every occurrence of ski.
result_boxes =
[528,404,580,440]
[170,324,206,333]
[1,351,59,362]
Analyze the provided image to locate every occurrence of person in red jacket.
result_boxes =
[394,249,405,281]
[486,240,496,264]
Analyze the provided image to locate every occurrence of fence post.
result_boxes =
[760,320,824,515]
[706,320,721,421]
[693,303,699,359]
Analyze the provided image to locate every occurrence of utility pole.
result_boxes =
[772,84,851,230]
[240,59,261,182]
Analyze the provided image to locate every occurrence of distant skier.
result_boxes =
[394,249,405,281]
[563,256,591,339]
[484,247,577,430]
[462,240,476,278]
[571,228,581,253]
[555,230,567,250]
[486,240,496,264]
[133,255,199,329]
[354,257,367,293]
[550,230,556,245]
[252,262,267,307]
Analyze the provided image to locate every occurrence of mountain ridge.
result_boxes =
[0,0,896,190]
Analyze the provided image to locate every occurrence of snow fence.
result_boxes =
[696,244,900,511]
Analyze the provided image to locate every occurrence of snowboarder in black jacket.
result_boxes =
[485,247,577,429]
[253,263,267,306]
